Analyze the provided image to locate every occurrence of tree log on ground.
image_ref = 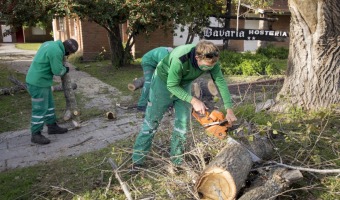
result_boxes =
[238,168,303,200]
[62,62,80,128]
[195,122,276,200]
[128,77,144,91]
[195,137,254,200]
[0,85,25,95]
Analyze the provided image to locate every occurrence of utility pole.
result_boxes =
[223,0,232,50]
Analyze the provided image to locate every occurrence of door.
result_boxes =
[1,25,12,42]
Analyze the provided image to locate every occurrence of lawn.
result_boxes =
[15,43,41,51]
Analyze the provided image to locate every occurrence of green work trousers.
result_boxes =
[132,72,192,165]
[26,83,56,134]
[137,64,155,107]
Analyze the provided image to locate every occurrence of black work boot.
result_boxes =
[31,132,50,145]
[47,123,68,134]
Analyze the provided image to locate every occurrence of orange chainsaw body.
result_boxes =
[192,110,232,140]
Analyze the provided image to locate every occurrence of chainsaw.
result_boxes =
[192,109,233,140]
[192,109,262,162]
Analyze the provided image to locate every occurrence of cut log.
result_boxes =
[238,168,303,200]
[195,121,275,200]
[52,82,77,92]
[62,62,80,128]
[128,77,144,91]
[195,137,254,200]
[190,75,220,100]
[233,122,274,160]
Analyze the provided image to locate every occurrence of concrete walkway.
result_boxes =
[0,43,147,172]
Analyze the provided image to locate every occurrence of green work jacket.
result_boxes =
[141,47,171,67]
[26,40,68,87]
[157,44,233,109]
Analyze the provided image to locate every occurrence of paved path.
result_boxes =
[0,43,148,172]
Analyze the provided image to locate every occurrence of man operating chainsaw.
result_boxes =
[132,40,237,169]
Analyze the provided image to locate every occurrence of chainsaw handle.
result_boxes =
[192,109,209,125]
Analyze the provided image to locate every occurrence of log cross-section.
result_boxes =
[195,137,254,200]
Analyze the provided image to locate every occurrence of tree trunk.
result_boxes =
[273,0,340,112]
[61,63,80,128]
[108,26,124,67]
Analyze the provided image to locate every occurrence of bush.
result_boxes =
[256,44,289,59]
[219,50,281,76]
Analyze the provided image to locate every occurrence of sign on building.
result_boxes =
[203,27,289,42]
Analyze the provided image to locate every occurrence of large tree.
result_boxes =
[273,0,340,111]
[70,0,183,67]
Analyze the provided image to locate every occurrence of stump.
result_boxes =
[128,77,144,91]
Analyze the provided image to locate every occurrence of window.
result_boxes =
[57,17,65,31]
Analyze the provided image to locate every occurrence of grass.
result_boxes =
[0,57,339,199]
[15,43,41,51]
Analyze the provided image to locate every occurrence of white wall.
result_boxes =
[173,17,224,46]
[1,25,12,42]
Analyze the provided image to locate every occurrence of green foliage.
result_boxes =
[219,51,283,76]
[256,44,289,59]
[67,51,83,64]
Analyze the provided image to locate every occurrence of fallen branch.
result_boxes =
[108,158,132,200]
[266,161,340,174]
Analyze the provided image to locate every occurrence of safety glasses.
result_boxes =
[203,51,219,59]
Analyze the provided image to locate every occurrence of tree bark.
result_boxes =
[273,0,340,112]
[108,26,124,67]
[238,168,303,200]
[0,85,24,95]
[61,63,80,128]
[195,122,275,199]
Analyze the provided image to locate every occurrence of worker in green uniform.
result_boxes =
[132,40,237,169]
[26,39,79,145]
[137,47,173,112]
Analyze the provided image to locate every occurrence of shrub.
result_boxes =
[256,44,289,59]
[219,50,281,76]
